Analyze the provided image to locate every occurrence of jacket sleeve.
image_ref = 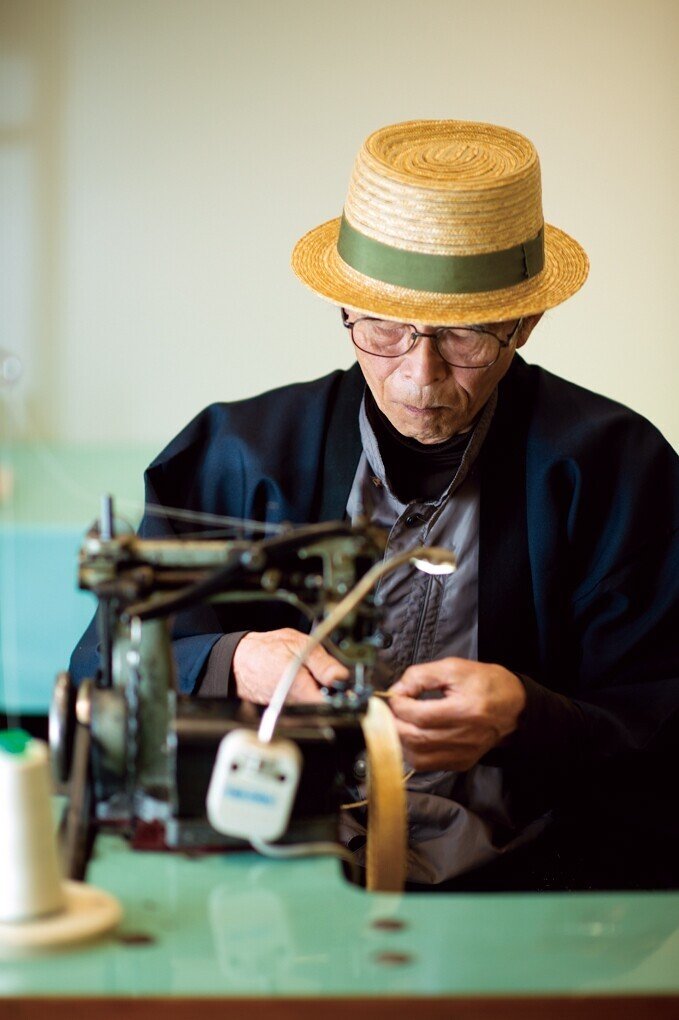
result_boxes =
[68,365,342,693]
[514,400,679,768]
[515,524,679,761]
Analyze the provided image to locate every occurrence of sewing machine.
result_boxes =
[49,499,449,889]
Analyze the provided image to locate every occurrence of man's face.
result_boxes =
[346,312,539,443]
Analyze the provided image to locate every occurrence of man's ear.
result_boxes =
[516,312,544,349]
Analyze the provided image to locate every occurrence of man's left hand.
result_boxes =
[389,658,527,772]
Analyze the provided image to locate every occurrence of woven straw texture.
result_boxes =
[292,120,589,324]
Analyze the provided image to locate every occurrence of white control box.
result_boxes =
[206,729,302,843]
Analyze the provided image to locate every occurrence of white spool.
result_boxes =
[0,731,122,952]
[0,733,66,922]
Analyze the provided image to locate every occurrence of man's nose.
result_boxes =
[402,333,448,385]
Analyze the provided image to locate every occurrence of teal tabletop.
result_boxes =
[1,834,678,1018]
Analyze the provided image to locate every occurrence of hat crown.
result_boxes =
[344,120,543,257]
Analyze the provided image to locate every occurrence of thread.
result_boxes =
[0,732,66,923]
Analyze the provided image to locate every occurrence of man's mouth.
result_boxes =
[403,404,439,416]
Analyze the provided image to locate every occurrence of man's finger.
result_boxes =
[390,664,458,698]
[393,718,484,773]
[393,716,463,747]
[406,750,473,773]
[288,667,326,703]
[390,692,462,728]
[305,643,350,684]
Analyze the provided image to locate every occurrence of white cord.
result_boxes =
[257,545,456,744]
[250,837,360,883]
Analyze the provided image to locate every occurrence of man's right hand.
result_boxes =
[232,628,349,705]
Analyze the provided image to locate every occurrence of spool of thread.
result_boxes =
[0,730,66,923]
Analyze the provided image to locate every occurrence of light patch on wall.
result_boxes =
[0,52,35,127]
[0,148,34,435]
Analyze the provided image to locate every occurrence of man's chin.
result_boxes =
[393,408,460,443]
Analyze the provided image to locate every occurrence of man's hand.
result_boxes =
[389,658,527,772]
[232,628,349,705]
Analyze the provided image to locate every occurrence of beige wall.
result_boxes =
[1,0,678,448]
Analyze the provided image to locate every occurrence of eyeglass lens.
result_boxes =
[351,319,502,368]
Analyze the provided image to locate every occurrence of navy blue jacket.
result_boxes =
[71,356,679,882]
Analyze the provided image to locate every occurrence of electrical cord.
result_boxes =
[250,837,361,885]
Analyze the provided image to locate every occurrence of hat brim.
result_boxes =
[292,218,589,325]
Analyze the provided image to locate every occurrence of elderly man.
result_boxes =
[71,120,679,890]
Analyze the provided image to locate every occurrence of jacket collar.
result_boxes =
[318,355,540,676]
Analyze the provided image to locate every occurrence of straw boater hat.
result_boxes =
[292,119,589,325]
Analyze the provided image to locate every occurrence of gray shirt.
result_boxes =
[342,392,548,884]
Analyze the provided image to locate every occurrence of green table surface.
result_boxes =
[1,835,678,1001]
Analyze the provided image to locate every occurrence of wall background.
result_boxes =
[1,0,678,449]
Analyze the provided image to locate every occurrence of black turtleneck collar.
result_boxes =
[364,389,472,503]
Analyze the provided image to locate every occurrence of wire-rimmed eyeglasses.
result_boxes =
[342,309,522,369]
